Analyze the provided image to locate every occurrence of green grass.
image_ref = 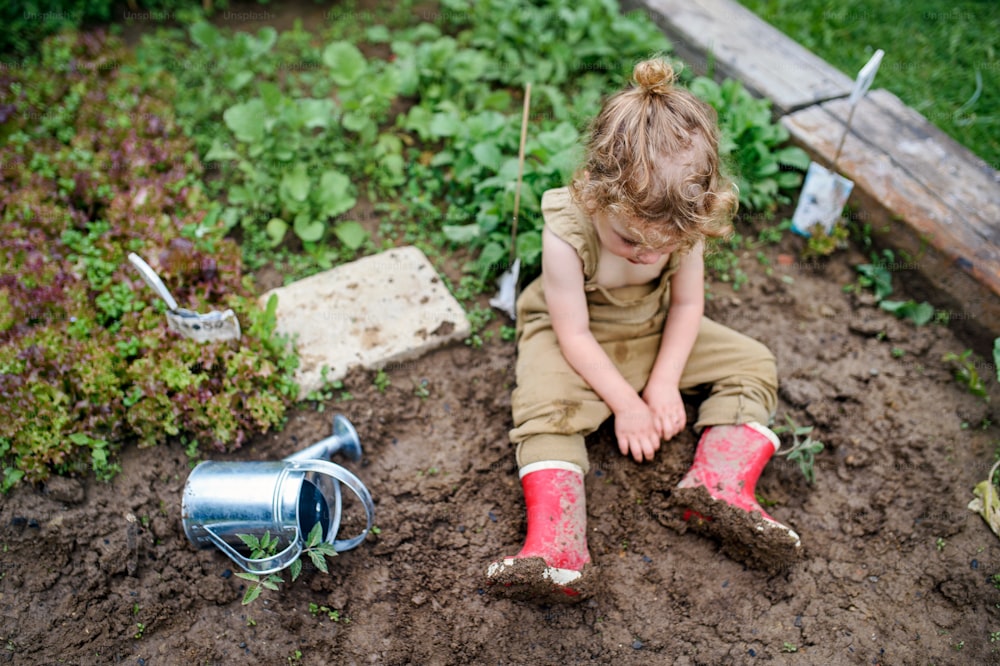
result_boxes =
[737,0,1000,168]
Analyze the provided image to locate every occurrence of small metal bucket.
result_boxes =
[181,415,374,574]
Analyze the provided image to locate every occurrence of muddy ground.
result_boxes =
[3,210,1000,666]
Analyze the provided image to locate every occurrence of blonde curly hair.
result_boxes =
[570,58,737,253]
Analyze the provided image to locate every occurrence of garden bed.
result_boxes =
[3,213,1000,664]
[2,1,1000,664]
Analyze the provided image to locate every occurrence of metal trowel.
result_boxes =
[128,252,241,343]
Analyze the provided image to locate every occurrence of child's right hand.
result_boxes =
[614,401,662,463]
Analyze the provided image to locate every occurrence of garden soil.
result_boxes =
[3,218,1000,666]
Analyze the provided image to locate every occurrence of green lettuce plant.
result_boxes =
[0,31,298,491]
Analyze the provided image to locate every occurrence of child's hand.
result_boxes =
[614,401,662,463]
[643,382,686,442]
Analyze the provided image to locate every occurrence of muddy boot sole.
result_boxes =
[485,556,596,604]
[671,485,803,574]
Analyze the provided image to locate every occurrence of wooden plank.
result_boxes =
[854,90,998,240]
[624,0,853,114]
[782,97,1000,340]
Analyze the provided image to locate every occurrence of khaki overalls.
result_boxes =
[510,188,778,472]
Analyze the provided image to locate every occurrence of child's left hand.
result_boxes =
[642,383,687,441]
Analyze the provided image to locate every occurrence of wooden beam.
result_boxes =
[624,0,854,114]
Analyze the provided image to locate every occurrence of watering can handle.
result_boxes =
[288,459,376,553]
[203,525,303,575]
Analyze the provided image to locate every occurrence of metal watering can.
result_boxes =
[181,415,375,575]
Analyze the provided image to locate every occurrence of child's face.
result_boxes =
[594,211,678,265]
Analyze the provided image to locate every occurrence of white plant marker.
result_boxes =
[791,49,885,236]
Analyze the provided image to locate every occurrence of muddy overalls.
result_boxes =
[510,187,779,472]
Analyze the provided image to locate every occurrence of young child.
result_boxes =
[486,58,801,601]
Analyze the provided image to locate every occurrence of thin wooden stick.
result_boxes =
[831,101,858,173]
[510,82,532,265]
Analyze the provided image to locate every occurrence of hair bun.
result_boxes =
[633,58,677,95]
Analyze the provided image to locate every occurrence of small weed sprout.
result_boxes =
[306,366,353,407]
[943,350,989,400]
[844,249,934,325]
[802,222,849,259]
[235,523,338,605]
[781,641,798,653]
[773,415,825,484]
[936,537,947,552]
[373,369,391,393]
[309,602,350,622]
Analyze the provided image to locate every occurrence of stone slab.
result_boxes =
[259,246,471,399]
[624,0,853,114]
[782,89,1000,339]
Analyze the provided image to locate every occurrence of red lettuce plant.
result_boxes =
[0,31,298,491]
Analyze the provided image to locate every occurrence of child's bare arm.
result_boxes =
[542,228,661,461]
[644,242,705,439]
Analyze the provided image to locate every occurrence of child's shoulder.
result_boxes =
[541,186,574,213]
[541,187,588,237]
[541,187,600,278]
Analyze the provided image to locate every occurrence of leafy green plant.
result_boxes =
[847,253,894,301]
[134,23,391,273]
[773,415,825,484]
[802,222,850,259]
[879,299,935,326]
[704,232,749,290]
[690,77,811,212]
[304,366,353,408]
[943,350,989,399]
[845,249,935,325]
[373,369,391,393]
[235,522,338,605]
[308,603,349,622]
[0,0,197,58]
[0,31,298,490]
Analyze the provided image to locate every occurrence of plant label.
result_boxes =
[791,162,854,236]
[166,309,242,343]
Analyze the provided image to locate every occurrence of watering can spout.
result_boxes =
[284,414,362,463]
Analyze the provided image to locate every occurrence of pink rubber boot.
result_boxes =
[486,461,592,601]
[674,423,802,570]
